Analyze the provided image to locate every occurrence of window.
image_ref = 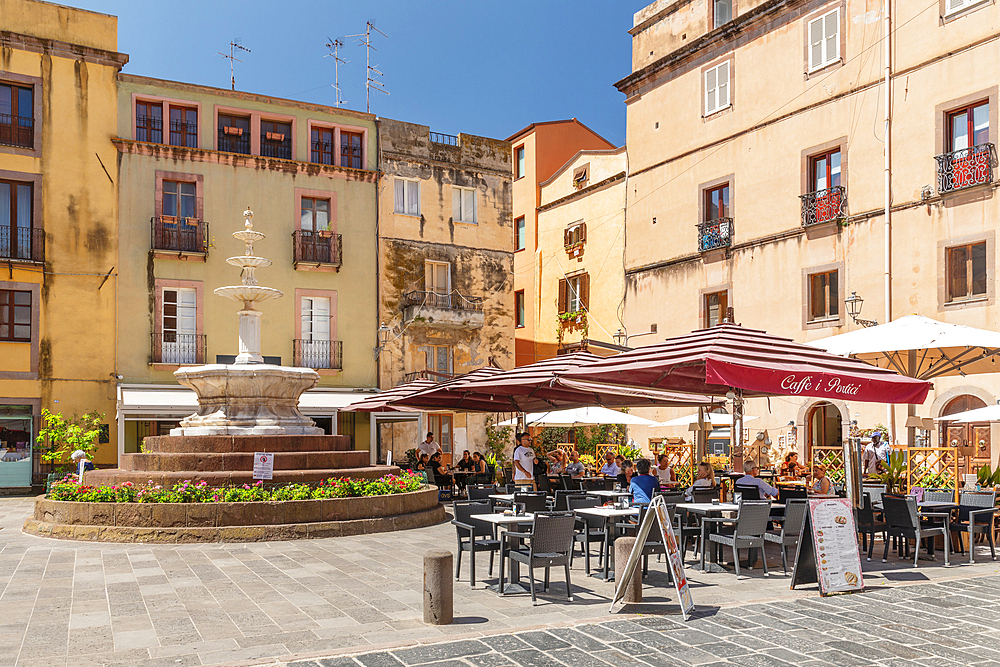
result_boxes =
[704,290,728,327]
[426,345,451,376]
[168,106,197,148]
[948,102,989,152]
[515,290,525,328]
[311,127,335,165]
[341,130,363,169]
[0,83,33,149]
[714,0,732,28]
[515,216,525,251]
[453,186,477,224]
[572,164,589,188]
[947,242,987,302]
[300,296,332,369]
[161,287,197,363]
[300,197,331,232]
[558,274,589,314]
[260,119,292,159]
[218,113,250,154]
[810,150,842,191]
[0,179,34,261]
[945,0,989,16]
[704,62,730,116]
[135,101,163,144]
[705,184,730,221]
[162,181,197,221]
[515,146,525,179]
[394,178,420,216]
[808,270,839,321]
[0,289,31,341]
[425,261,450,307]
[808,9,840,72]
[564,221,586,247]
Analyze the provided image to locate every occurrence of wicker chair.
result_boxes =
[451,501,500,587]
[734,484,761,501]
[923,490,955,503]
[765,498,807,575]
[467,484,496,501]
[658,490,685,505]
[499,511,577,604]
[703,500,772,579]
[881,494,950,567]
[568,495,604,573]
[952,491,997,564]
[862,484,886,508]
[514,492,548,515]
[855,492,887,561]
[692,486,718,504]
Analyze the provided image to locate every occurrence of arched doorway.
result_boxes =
[940,395,990,476]
[806,402,842,463]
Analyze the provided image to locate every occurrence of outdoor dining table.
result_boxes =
[588,490,632,499]
[675,502,785,572]
[872,500,958,560]
[489,494,515,503]
[573,506,640,581]
[470,512,535,595]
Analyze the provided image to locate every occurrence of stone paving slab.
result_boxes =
[2,495,1000,667]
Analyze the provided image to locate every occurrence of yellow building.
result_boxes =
[0,0,128,489]
[113,76,379,460]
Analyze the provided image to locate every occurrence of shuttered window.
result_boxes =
[807,9,840,72]
[704,62,730,116]
[558,274,589,314]
[564,221,586,247]
[945,0,988,15]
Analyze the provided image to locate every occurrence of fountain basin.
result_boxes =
[226,255,272,269]
[213,285,283,303]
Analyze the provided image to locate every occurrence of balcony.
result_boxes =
[800,186,847,227]
[403,369,455,383]
[697,218,734,253]
[293,339,343,370]
[151,333,206,365]
[292,230,342,270]
[261,133,292,159]
[935,143,996,194]
[0,226,44,263]
[0,114,34,149]
[151,217,208,257]
[402,290,484,330]
[217,129,251,155]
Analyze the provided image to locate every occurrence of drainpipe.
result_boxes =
[373,117,382,465]
[884,3,895,444]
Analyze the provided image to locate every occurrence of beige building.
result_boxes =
[616,0,1000,468]
[375,119,513,464]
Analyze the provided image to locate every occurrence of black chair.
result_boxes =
[568,495,604,573]
[559,473,574,491]
[535,474,551,494]
[452,501,500,587]
[426,467,452,502]
[703,500,772,579]
[551,489,582,512]
[658,490,685,505]
[881,494,950,567]
[500,511,577,604]
[514,492,547,515]
[735,484,761,501]
[467,484,495,501]
[692,486,718,504]
[952,490,997,563]
[778,486,808,505]
[765,498,807,575]
[583,477,605,492]
[855,492,887,561]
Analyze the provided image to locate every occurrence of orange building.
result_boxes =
[507,119,615,366]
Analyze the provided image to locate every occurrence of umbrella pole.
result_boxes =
[730,389,745,472]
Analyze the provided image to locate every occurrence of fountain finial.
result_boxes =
[244,207,254,230]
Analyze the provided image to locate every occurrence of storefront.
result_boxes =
[0,404,34,489]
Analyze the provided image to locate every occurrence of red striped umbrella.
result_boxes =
[557,324,931,404]
[395,352,719,412]
[340,378,437,412]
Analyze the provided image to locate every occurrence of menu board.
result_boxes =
[791,497,864,596]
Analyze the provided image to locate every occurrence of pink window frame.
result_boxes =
[131,93,203,147]
[295,188,338,233]
[155,171,205,220]
[153,279,205,366]
[306,120,369,170]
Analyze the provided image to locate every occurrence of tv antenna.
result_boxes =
[219,39,251,91]
[324,38,349,107]
[345,21,388,113]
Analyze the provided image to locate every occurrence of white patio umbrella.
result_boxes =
[654,413,759,427]
[493,406,660,428]
[934,404,1000,423]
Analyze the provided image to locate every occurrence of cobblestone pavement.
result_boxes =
[1,494,999,667]
[276,574,1000,667]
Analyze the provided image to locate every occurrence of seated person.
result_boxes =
[455,450,475,472]
[685,461,716,501]
[471,451,488,476]
[599,452,620,477]
[630,459,659,505]
[779,452,807,479]
[71,449,95,472]
[735,460,778,499]
[616,460,633,487]
[654,454,675,486]
[565,450,585,478]
[548,449,567,475]
[429,452,453,486]
[810,464,831,495]
[416,453,430,471]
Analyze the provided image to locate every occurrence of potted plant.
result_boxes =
[875,450,908,494]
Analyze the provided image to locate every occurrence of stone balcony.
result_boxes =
[401,290,484,330]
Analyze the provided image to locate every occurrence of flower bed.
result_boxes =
[48,473,423,504]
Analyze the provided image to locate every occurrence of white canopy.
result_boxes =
[493,406,660,428]
[934,404,1000,423]
[808,314,1000,379]
[655,413,759,427]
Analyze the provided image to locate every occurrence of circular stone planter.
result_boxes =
[23,486,446,543]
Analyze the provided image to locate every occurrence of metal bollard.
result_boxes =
[423,550,453,625]
[615,537,642,603]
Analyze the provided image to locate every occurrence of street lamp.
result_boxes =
[845,291,878,328]
[374,322,391,359]
[613,328,626,346]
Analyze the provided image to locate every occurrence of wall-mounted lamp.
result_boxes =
[845,291,879,328]
[374,322,391,359]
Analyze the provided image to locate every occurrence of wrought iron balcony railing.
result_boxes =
[0,226,44,262]
[151,217,208,254]
[935,143,997,194]
[293,339,343,370]
[292,230,342,266]
[168,120,198,148]
[217,129,251,155]
[151,332,206,365]
[401,290,485,312]
[310,139,335,165]
[800,186,847,227]
[429,132,458,146]
[261,134,292,159]
[403,369,455,383]
[697,217,734,252]
[0,114,34,149]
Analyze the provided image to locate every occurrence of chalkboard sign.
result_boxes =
[610,495,695,619]
[791,497,864,596]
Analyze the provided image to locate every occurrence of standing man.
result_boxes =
[873,432,892,472]
[512,432,535,489]
[418,432,441,461]
[862,437,879,476]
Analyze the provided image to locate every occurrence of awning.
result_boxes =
[117,384,379,417]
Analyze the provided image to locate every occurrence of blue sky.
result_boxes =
[76,0,651,145]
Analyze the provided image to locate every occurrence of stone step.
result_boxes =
[119,450,369,472]
[141,434,352,453]
[85,465,401,488]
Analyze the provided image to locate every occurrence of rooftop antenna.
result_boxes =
[218,39,250,91]
[324,37,349,108]
[346,21,389,113]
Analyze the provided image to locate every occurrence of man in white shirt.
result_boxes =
[599,452,620,477]
[512,432,535,488]
[862,438,879,476]
[735,460,778,499]
[418,432,441,460]
[873,432,892,470]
